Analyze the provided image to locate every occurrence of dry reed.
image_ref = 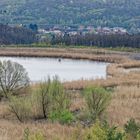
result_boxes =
[0,47,140,139]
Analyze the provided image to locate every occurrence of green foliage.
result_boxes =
[47,77,72,124]
[103,121,126,140]
[0,0,139,32]
[23,128,45,140]
[8,77,72,124]
[83,86,111,122]
[84,120,126,140]
[33,77,71,120]
[124,118,140,139]
[32,79,51,118]
[136,133,140,140]
[49,76,70,112]
[84,120,107,140]
[49,109,74,124]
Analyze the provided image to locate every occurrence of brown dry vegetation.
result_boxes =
[107,86,140,127]
[0,119,83,140]
[0,85,140,139]
[0,47,128,63]
[0,47,140,139]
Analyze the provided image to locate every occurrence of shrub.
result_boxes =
[30,77,71,122]
[32,80,51,119]
[23,128,45,140]
[124,118,140,139]
[9,96,31,122]
[137,133,140,140]
[48,77,72,124]
[0,60,30,98]
[83,86,111,122]
[49,109,74,124]
[49,76,70,112]
[9,77,72,123]
[84,120,126,140]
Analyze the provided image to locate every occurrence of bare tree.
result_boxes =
[0,60,30,98]
[37,80,51,119]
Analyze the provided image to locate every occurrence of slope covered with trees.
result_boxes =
[0,0,139,32]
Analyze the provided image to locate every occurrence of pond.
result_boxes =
[0,57,109,82]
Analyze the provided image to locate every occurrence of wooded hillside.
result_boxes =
[0,0,139,32]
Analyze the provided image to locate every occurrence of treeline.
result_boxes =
[0,24,37,45]
[51,33,140,48]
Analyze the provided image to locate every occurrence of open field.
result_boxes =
[0,119,82,140]
[0,47,140,139]
[1,85,140,139]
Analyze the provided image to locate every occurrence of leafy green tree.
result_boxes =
[48,77,73,124]
[49,76,70,112]
[83,86,111,122]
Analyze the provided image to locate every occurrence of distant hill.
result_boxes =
[0,24,37,44]
[0,0,140,32]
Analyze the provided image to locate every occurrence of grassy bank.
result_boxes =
[0,47,130,62]
[1,44,140,52]
[0,47,140,90]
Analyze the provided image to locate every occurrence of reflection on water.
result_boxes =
[0,57,109,82]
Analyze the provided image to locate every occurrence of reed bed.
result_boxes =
[107,86,140,126]
[0,119,83,140]
[0,47,128,63]
[0,47,140,139]
[64,59,140,90]
[1,85,140,139]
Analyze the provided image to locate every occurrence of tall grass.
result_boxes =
[0,47,140,139]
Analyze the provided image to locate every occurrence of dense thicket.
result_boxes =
[0,24,37,44]
[52,34,140,48]
[0,0,139,32]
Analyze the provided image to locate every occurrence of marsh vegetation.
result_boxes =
[0,48,140,140]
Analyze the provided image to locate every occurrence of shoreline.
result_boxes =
[0,47,140,90]
[0,47,129,63]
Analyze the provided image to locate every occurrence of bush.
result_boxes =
[83,86,111,122]
[9,77,72,123]
[23,128,45,140]
[0,60,30,98]
[9,96,31,122]
[47,77,72,124]
[31,77,71,119]
[32,80,51,119]
[84,120,126,140]
[49,109,74,124]
[137,133,140,140]
[124,118,140,139]
[49,76,70,112]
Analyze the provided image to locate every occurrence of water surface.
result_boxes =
[0,57,108,82]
